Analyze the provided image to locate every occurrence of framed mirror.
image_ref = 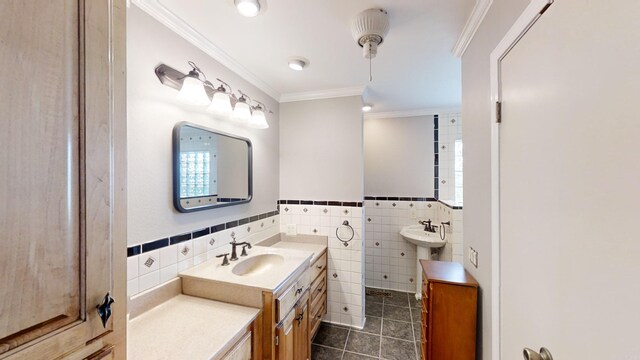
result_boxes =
[173,122,252,212]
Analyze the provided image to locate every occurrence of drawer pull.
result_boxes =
[296,309,305,325]
[316,286,324,293]
[316,265,323,269]
[295,287,303,295]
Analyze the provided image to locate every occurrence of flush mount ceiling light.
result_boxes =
[176,61,210,106]
[351,8,390,81]
[288,57,309,71]
[362,104,373,112]
[235,0,260,17]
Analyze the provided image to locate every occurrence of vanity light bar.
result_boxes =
[154,62,272,126]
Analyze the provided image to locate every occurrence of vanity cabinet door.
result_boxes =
[0,0,126,359]
[293,296,309,360]
[275,308,296,360]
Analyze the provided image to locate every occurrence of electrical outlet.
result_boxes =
[286,224,297,236]
[410,209,417,219]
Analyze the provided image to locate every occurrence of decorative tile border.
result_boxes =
[363,196,436,202]
[277,200,363,207]
[127,210,279,257]
[434,114,440,200]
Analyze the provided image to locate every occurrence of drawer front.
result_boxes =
[309,252,327,281]
[276,270,310,322]
[309,298,326,338]
[309,270,326,305]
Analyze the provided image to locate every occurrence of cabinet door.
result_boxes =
[0,0,125,358]
[293,298,309,360]
[275,322,294,360]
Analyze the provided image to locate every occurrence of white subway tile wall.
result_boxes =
[438,113,463,204]
[280,204,365,329]
[364,200,463,293]
[437,203,464,265]
[126,216,281,298]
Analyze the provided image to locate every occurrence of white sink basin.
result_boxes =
[232,254,285,276]
[400,225,446,248]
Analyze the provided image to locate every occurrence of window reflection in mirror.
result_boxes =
[173,122,252,212]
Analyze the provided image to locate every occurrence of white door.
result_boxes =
[497,0,640,358]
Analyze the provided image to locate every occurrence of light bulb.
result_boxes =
[207,91,233,117]
[176,76,210,106]
[248,108,269,129]
[232,100,252,123]
[235,0,260,17]
[362,104,373,112]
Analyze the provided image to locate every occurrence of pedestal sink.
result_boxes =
[400,225,446,299]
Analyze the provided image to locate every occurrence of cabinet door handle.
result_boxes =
[296,309,305,325]
[96,292,114,328]
[317,286,324,293]
[316,265,323,269]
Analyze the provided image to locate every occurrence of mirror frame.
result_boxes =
[172,121,253,213]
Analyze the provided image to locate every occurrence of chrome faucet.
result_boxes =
[419,219,437,233]
[230,240,252,261]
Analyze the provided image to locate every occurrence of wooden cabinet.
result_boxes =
[221,332,252,360]
[0,0,126,359]
[293,294,309,360]
[272,250,326,360]
[420,260,478,360]
[308,251,327,342]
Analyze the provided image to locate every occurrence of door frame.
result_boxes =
[489,1,553,358]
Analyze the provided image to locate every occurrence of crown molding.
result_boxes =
[279,86,367,103]
[364,107,460,120]
[132,0,281,100]
[452,0,494,57]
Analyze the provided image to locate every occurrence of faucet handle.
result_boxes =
[216,253,230,266]
[241,244,250,257]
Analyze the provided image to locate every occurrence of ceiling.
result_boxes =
[135,0,475,114]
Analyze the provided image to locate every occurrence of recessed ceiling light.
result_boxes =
[235,0,260,17]
[362,104,373,112]
[288,57,309,71]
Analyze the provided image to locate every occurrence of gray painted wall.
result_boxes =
[127,5,280,246]
[364,115,434,197]
[279,96,363,201]
[461,0,529,358]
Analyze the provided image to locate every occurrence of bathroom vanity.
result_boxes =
[173,234,328,359]
[128,279,260,360]
[420,260,478,360]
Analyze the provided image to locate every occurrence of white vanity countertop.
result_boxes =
[128,294,259,360]
[179,246,313,292]
[264,241,326,263]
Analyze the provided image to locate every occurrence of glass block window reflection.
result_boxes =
[454,140,464,204]
[180,151,210,197]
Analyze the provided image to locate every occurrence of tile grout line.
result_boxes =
[379,296,385,359]
[341,325,350,360]
[409,293,420,360]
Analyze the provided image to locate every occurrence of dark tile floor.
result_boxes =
[312,287,422,360]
